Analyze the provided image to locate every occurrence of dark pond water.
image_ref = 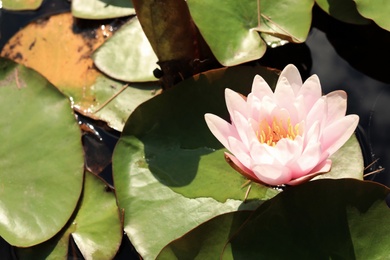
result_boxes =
[1,1,390,259]
[308,8,390,186]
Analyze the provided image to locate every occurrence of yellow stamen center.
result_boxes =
[258,118,301,146]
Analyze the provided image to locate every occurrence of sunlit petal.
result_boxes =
[287,159,331,185]
[325,90,347,125]
[251,74,273,99]
[253,164,292,186]
[277,64,302,95]
[204,64,359,187]
[228,136,251,169]
[204,113,237,150]
[225,88,247,119]
[298,74,322,111]
[322,115,359,155]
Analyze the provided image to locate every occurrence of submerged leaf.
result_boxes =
[0,58,84,247]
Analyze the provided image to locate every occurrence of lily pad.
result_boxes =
[2,0,43,10]
[0,58,84,247]
[1,13,158,131]
[186,0,314,66]
[80,75,160,131]
[315,0,371,25]
[93,17,159,82]
[157,210,253,259]
[223,179,390,258]
[113,64,364,259]
[71,0,135,19]
[16,171,123,259]
[158,179,390,259]
[354,0,390,31]
[113,66,281,259]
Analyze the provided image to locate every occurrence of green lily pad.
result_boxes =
[113,66,281,259]
[315,0,371,25]
[223,179,390,258]
[159,179,390,259]
[157,210,253,259]
[114,136,271,260]
[186,0,314,66]
[355,0,390,31]
[71,0,134,19]
[16,171,123,259]
[113,65,364,259]
[2,0,43,10]
[93,17,159,82]
[82,75,160,131]
[0,58,84,247]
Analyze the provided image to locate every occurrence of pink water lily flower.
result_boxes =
[205,65,359,186]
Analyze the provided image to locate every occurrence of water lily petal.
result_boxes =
[251,74,273,99]
[247,94,260,120]
[287,159,331,185]
[274,77,295,105]
[225,88,247,119]
[274,138,301,165]
[310,158,332,174]
[271,108,290,127]
[231,111,251,148]
[274,77,298,122]
[277,64,302,95]
[294,95,308,122]
[224,152,258,181]
[291,140,322,179]
[325,90,347,125]
[258,96,277,122]
[252,164,292,186]
[235,113,269,150]
[249,141,276,165]
[305,96,327,131]
[205,65,359,187]
[322,114,359,155]
[204,113,237,150]
[228,136,251,169]
[298,74,322,111]
[304,121,321,147]
[248,118,260,138]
